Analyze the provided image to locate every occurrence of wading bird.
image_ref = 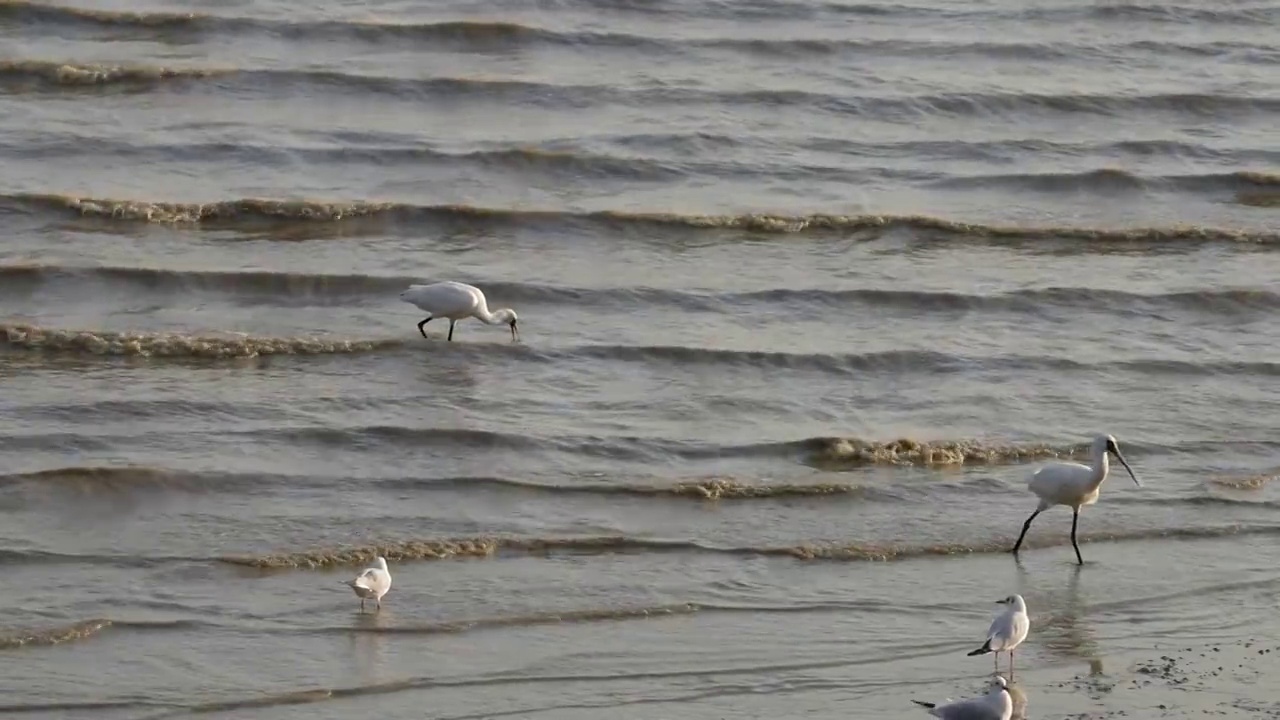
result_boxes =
[1011,434,1141,564]
[912,675,1013,720]
[342,556,392,613]
[967,594,1030,679]
[399,281,519,342]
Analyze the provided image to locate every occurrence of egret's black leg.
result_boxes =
[417,317,432,338]
[1071,507,1083,565]
[447,320,456,342]
[1011,509,1041,554]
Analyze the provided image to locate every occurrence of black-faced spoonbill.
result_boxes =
[342,556,392,613]
[1010,434,1140,565]
[966,594,1030,679]
[399,281,519,342]
[912,675,1012,720]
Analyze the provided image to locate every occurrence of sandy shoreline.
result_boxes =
[919,634,1280,719]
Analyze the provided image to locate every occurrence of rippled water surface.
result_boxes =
[2,0,1279,718]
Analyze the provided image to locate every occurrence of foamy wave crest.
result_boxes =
[223,538,507,569]
[6,193,1279,244]
[24,58,1276,121]
[0,0,211,28]
[0,59,224,88]
[224,525,1280,569]
[0,465,200,493]
[416,475,880,501]
[801,437,1084,467]
[185,428,1094,466]
[9,264,1280,320]
[0,323,404,358]
[7,0,1274,38]
[0,619,110,650]
[1207,471,1277,490]
[0,2,636,47]
[7,194,400,224]
[552,476,876,500]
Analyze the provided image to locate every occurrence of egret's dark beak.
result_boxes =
[510,320,519,342]
[1111,449,1141,487]
[995,599,1007,604]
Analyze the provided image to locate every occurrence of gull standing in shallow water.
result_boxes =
[1010,433,1141,565]
[913,676,1013,720]
[967,594,1031,679]
[399,281,519,342]
[343,556,392,613]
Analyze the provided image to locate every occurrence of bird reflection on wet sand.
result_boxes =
[351,610,391,689]
[1016,561,1102,669]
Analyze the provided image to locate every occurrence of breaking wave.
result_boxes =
[392,475,884,501]
[931,168,1280,194]
[7,1,1277,48]
[0,465,213,494]
[1207,471,1278,490]
[8,321,1279,379]
[5,59,1279,123]
[10,134,1280,177]
[7,263,1280,318]
[0,59,226,90]
[18,426,1085,466]
[0,619,111,650]
[0,323,403,358]
[223,525,1280,569]
[799,437,1084,467]
[4,193,1277,244]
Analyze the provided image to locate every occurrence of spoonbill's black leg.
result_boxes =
[417,317,432,338]
[1070,507,1084,565]
[447,320,456,342]
[1011,509,1041,554]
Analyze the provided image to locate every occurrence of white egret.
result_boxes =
[342,556,392,613]
[399,281,519,342]
[1011,434,1140,564]
[966,594,1030,679]
[912,675,1013,720]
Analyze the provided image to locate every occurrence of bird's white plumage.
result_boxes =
[1027,434,1140,511]
[914,676,1013,720]
[399,281,519,341]
[984,595,1030,653]
[967,594,1031,677]
[400,282,487,320]
[1012,433,1141,564]
[343,556,392,611]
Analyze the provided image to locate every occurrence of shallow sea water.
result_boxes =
[2,0,1280,718]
